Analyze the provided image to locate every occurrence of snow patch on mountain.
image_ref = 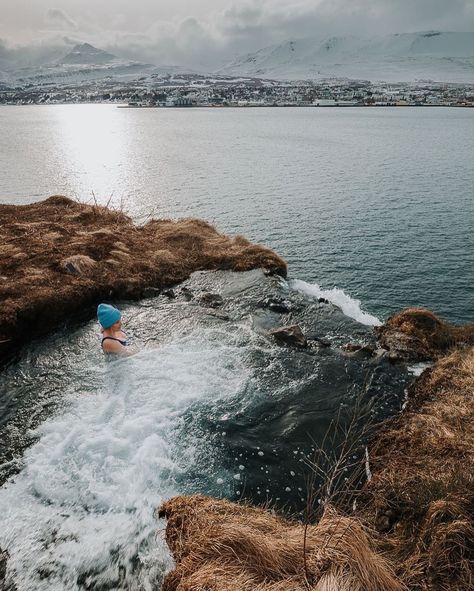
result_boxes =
[59,43,117,66]
[219,32,474,83]
[3,43,156,87]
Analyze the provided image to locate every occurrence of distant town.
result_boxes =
[1,74,473,108]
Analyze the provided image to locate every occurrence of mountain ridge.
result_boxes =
[219,31,474,82]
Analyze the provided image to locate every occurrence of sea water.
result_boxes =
[0,105,472,323]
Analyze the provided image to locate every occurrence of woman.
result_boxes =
[97,303,131,356]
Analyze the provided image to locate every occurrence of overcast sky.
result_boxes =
[1,0,474,69]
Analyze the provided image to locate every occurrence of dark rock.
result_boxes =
[342,343,375,355]
[199,293,224,308]
[0,549,12,591]
[0,549,6,582]
[259,297,291,314]
[263,267,282,277]
[376,509,397,533]
[64,261,78,274]
[181,287,194,301]
[270,325,307,348]
[162,289,176,299]
[142,287,161,298]
[318,297,330,304]
[207,311,231,321]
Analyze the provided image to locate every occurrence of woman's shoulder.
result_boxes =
[102,337,127,354]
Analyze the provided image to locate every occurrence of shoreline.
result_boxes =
[0,196,286,363]
[1,197,473,589]
[1,102,473,108]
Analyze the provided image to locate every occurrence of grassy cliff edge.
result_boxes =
[158,342,474,590]
[0,196,287,360]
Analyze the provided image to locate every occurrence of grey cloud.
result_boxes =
[46,8,77,30]
[219,0,474,40]
[1,0,474,71]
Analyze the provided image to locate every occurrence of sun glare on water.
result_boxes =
[53,104,130,206]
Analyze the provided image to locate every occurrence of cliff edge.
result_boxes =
[158,336,474,590]
[0,196,286,360]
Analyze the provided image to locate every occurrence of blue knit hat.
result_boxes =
[97,303,121,329]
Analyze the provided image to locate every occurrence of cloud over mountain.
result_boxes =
[0,0,473,69]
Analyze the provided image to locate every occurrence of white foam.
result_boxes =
[407,362,432,377]
[0,331,251,590]
[290,279,382,327]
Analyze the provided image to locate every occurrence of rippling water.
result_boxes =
[1,105,473,323]
[0,271,410,589]
[0,105,472,589]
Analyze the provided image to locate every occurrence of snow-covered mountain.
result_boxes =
[1,43,155,87]
[219,32,474,83]
[59,43,117,65]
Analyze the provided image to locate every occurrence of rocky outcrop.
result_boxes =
[0,196,286,360]
[375,308,474,361]
[158,495,404,591]
[270,324,308,348]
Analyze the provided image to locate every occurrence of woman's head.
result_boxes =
[97,303,122,330]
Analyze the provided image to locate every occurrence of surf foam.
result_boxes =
[0,331,251,590]
[290,279,382,327]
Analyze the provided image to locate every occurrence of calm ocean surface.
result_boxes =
[1,104,473,323]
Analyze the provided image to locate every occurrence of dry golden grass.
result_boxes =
[61,254,97,274]
[360,346,474,590]
[158,348,474,591]
[376,308,474,361]
[0,196,287,358]
[158,496,405,591]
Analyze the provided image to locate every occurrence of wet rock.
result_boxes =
[373,347,388,360]
[259,297,292,314]
[162,289,176,299]
[199,293,224,308]
[270,325,307,348]
[207,311,231,321]
[0,549,6,582]
[263,267,282,277]
[142,287,161,298]
[181,287,194,301]
[318,297,330,304]
[309,336,332,348]
[0,549,13,591]
[342,343,376,356]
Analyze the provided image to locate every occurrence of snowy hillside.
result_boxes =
[1,43,154,87]
[60,43,117,65]
[219,32,474,83]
